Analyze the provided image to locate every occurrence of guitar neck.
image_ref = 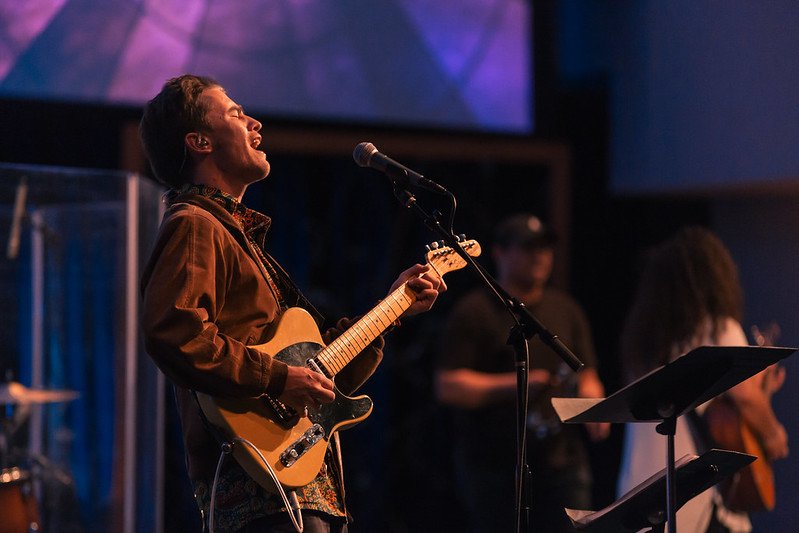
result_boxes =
[314,282,416,376]
[309,238,481,377]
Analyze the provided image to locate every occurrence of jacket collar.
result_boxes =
[167,184,272,247]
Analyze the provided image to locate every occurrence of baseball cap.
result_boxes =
[493,213,557,249]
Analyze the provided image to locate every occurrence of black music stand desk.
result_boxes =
[563,449,755,532]
[552,345,795,532]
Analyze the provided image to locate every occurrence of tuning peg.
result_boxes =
[431,242,439,250]
[459,234,467,242]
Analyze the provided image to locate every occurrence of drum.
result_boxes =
[0,467,40,533]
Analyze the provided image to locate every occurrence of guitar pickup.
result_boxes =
[279,424,326,467]
[261,394,299,429]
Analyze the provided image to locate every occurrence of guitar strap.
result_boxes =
[260,249,325,328]
[328,433,351,521]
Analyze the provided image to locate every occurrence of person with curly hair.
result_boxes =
[616,226,788,532]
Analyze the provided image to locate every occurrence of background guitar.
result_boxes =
[527,362,577,440]
[703,322,783,512]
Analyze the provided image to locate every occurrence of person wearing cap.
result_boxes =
[435,213,609,532]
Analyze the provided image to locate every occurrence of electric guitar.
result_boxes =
[704,323,782,511]
[527,362,577,440]
[196,239,481,492]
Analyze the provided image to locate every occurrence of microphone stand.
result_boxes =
[390,185,585,533]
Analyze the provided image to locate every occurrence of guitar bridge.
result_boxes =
[280,424,326,467]
[261,394,299,429]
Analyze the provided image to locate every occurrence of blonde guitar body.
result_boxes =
[704,323,782,512]
[196,239,481,493]
[196,307,372,491]
[705,395,775,511]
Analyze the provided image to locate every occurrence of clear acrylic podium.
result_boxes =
[1,163,165,533]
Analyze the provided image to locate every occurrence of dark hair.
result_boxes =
[620,226,744,383]
[139,74,220,188]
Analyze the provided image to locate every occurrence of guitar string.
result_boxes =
[311,248,467,373]
[314,285,412,374]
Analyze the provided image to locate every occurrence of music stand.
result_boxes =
[552,345,795,533]
[564,449,755,532]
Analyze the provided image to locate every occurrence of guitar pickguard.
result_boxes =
[273,341,374,440]
[196,315,376,492]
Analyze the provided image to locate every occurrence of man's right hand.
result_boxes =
[278,366,335,414]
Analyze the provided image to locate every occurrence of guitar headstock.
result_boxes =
[424,238,481,276]
[751,322,781,347]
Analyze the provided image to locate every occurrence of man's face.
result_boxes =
[198,86,270,184]
[495,244,554,288]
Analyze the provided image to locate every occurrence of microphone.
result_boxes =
[6,177,28,260]
[353,142,448,194]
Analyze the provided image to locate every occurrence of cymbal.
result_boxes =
[0,382,79,405]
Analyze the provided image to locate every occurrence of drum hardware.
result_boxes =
[0,382,79,406]
[0,380,79,533]
[0,466,40,533]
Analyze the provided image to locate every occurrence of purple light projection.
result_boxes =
[0,0,532,133]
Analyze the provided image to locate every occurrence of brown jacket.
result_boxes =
[140,193,383,489]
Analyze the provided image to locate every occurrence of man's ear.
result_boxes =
[185,132,211,152]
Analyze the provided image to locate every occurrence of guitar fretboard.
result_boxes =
[313,283,415,376]
[308,239,479,377]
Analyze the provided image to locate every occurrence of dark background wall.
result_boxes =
[3,1,799,531]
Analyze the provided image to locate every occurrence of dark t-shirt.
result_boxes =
[437,287,597,470]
